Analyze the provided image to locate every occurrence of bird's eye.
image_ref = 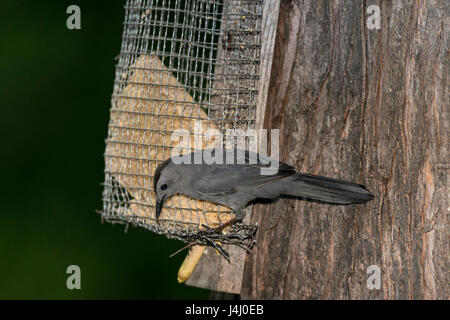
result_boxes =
[160,184,168,191]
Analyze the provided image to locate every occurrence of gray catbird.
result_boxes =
[154,149,374,231]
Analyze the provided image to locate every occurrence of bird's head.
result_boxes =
[153,158,180,219]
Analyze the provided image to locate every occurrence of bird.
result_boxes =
[153,149,374,233]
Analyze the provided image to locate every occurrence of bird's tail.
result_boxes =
[284,173,374,205]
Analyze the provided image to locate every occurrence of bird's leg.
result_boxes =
[201,217,241,235]
[171,211,243,259]
[200,209,244,235]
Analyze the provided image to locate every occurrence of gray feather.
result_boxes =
[154,149,374,219]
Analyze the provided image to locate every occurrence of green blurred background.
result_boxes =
[0,1,209,299]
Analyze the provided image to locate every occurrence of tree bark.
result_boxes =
[242,0,448,299]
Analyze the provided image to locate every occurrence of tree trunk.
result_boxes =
[241,0,448,299]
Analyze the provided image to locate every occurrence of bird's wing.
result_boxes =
[236,167,295,189]
[193,149,296,195]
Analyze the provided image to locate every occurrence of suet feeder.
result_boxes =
[101,0,277,293]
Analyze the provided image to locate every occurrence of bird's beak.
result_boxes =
[155,194,166,219]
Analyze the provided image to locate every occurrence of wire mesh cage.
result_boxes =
[101,0,263,253]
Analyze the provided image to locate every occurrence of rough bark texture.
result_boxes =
[241,0,448,299]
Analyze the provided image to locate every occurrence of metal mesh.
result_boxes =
[101,0,263,252]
